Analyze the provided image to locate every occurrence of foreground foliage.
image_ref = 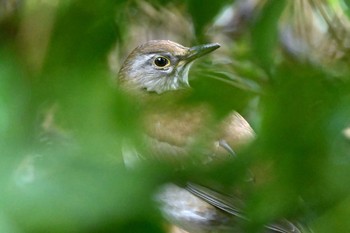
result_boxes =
[1,0,350,232]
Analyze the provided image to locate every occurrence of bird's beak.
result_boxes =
[176,42,220,89]
[185,43,220,63]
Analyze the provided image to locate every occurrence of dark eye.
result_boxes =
[154,56,170,67]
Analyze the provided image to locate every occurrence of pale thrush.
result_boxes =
[117,40,303,233]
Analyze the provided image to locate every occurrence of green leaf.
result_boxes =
[251,0,287,69]
[186,0,232,39]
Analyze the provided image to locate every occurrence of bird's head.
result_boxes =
[118,40,220,94]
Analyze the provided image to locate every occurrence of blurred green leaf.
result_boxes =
[312,196,350,233]
[1,0,350,232]
[1,151,162,233]
[186,0,232,40]
[0,49,30,145]
[343,0,350,9]
[45,0,119,68]
[251,0,287,69]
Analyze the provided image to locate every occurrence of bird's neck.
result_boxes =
[119,82,192,107]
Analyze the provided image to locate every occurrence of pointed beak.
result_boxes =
[184,43,220,63]
[176,42,220,89]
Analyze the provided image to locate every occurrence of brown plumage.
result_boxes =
[118,40,254,160]
[118,40,303,233]
[141,102,255,162]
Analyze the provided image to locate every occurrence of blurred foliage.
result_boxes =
[1,0,350,232]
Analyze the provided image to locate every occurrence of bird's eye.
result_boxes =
[154,56,170,68]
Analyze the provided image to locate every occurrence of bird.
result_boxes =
[117,40,304,233]
[118,40,254,161]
